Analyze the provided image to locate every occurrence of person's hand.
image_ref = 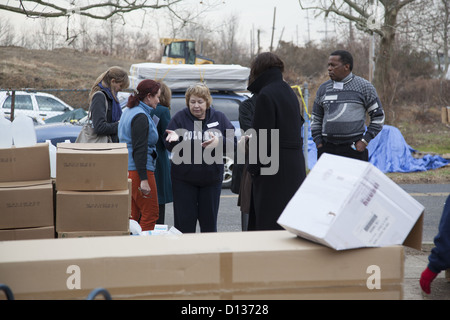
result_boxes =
[420,267,438,294]
[202,131,219,148]
[237,135,250,154]
[165,129,179,143]
[138,180,151,198]
[355,140,367,152]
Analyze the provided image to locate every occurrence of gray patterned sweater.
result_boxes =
[311,73,385,146]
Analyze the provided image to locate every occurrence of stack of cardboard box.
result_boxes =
[55,143,131,238]
[0,143,55,240]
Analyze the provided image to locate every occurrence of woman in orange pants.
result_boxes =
[119,80,161,231]
[128,171,159,231]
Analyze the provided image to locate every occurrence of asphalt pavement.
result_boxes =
[163,183,450,300]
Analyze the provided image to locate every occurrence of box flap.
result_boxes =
[0,179,53,188]
[402,212,424,250]
[56,143,127,151]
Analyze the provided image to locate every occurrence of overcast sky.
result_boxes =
[1,0,327,50]
[205,0,325,48]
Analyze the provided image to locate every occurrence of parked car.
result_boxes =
[35,90,249,188]
[1,90,73,123]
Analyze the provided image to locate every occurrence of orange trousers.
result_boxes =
[128,170,159,231]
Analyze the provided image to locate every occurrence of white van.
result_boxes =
[0,90,73,123]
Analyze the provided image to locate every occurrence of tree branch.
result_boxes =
[1,0,184,20]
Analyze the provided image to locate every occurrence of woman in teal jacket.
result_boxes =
[119,79,161,231]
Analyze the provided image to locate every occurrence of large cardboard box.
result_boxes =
[0,231,404,300]
[0,180,54,229]
[0,143,50,183]
[56,143,128,191]
[278,153,424,250]
[56,190,130,232]
[0,226,55,241]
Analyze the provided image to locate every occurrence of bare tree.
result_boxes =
[402,0,450,79]
[36,18,62,50]
[298,0,416,108]
[218,14,240,63]
[0,19,16,46]
[0,1,224,43]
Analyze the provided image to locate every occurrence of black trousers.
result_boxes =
[172,178,222,233]
[317,141,369,162]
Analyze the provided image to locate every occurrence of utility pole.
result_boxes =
[306,10,311,43]
[277,26,284,50]
[270,7,276,52]
[257,29,261,54]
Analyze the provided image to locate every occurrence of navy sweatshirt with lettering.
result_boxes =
[163,107,236,187]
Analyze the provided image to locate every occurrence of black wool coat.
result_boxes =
[247,67,306,230]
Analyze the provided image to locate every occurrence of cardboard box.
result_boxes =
[56,143,128,191]
[0,226,55,241]
[0,230,404,300]
[57,230,129,238]
[0,180,54,229]
[278,153,424,250]
[56,190,130,232]
[0,143,50,183]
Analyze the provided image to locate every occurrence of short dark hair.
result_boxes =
[331,50,353,71]
[249,52,285,83]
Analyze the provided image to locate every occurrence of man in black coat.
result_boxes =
[246,52,306,230]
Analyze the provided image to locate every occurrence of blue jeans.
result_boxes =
[172,179,222,233]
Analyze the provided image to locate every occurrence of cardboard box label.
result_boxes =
[353,202,395,246]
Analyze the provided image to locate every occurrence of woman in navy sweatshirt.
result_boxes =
[164,83,236,233]
[420,195,450,294]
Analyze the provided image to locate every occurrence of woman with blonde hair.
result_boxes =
[164,83,236,233]
[89,66,129,142]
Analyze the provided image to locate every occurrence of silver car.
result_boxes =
[1,90,73,123]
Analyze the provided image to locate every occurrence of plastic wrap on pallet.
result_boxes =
[129,63,250,91]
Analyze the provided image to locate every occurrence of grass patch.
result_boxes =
[387,165,450,184]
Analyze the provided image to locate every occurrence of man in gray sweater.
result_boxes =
[311,50,385,161]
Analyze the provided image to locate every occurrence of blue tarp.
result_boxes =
[305,124,449,173]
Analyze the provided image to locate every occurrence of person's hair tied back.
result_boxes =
[127,79,161,108]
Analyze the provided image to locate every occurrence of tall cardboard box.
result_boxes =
[56,143,128,191]
[0,231,405,300]
[56,190,130,232]
[0,180,54,229]
[278,153,424,250]
[0,143,50,183]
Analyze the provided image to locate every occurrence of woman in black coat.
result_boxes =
[246,52,306,230]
